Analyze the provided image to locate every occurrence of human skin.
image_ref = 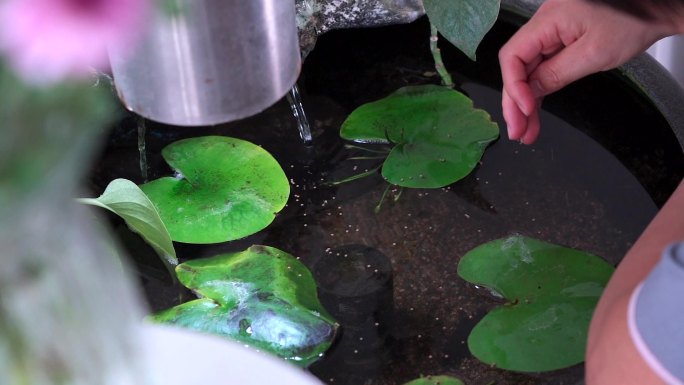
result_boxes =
[499,1,684,383]
[585,180,684,384]
[498,0,683,144]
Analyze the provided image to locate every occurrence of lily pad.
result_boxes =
[78,178,177,267]
[149,245,338,367]
[457,235,614,372]
[340,85,498,188]
[404,375,465,385]
[139,136,289,244]
[424,0,500,60]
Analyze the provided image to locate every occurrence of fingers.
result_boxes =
[502,88,526,141]
[528,37,602,98]
[502,88,541,144]
[498,31,543,118]
[499,33,545,144]
[520,105,540,144]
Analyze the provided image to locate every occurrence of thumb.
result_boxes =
[528,41,605,98]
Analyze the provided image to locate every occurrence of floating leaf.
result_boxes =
[341,85,498,188]
[458,235,614,372]
[139,136,289,244]
[424,0,501,60]
[149,245,338,367]
[404,375,465,385]
[78,178,177,267]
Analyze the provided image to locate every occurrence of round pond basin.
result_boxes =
[90,11,684,385]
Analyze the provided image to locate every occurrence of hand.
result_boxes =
[498,0,681,144]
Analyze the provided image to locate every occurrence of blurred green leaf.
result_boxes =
[140,136,290,244]
[424,0,500,60]
[0,66,115,206]
[341,85,498,188]
[149,245,338,366]
[78,178,177,267]
[458,235,614,372]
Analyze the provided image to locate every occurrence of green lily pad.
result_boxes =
[424,0,500,60]
[149,245,338,367]
[457,235,614,372]
[404,375,465,385]
[139,136,289,244]
[340,85,499,188]
[78,178,177,267]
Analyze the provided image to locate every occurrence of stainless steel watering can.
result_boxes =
[109,0,301,126]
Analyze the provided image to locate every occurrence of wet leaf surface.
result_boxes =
[139,136,289,244]
[149,245,338,367]
[341,85,499,188]
[458,235,614,372]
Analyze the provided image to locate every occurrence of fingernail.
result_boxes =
[517,101,531,117]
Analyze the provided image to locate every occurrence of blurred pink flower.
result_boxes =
[0,0,151,84]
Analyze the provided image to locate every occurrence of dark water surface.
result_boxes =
[89,13,684,385]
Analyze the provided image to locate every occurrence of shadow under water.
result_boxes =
[88,13,684,385]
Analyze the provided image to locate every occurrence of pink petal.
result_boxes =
[0,0,151,84]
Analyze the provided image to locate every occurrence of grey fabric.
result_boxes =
[635,242,684,381]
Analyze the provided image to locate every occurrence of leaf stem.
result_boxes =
[430,23,454,88]
[347,156,387,160]
[325,164,382,186]
[344,144,391,154]
[374,183,393,213]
